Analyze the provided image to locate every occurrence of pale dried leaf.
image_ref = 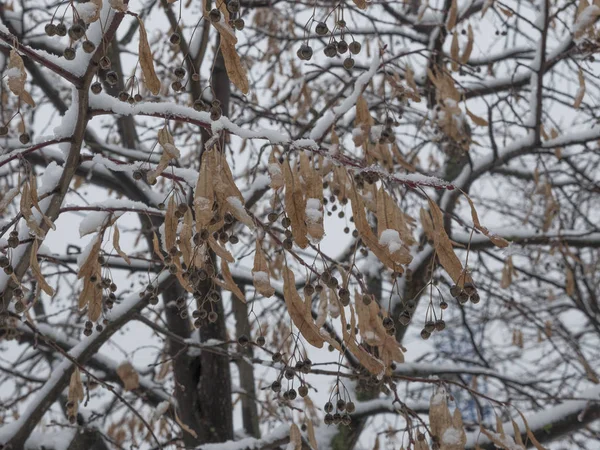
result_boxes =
[283,267,324,348]
[7,50,35,107]
[112,225,131,265]
[289,423,302,450]
[220,39,249,94]
[138,18,161,95]
[221,259,246,302]
[117,362,140,391]
[30,239,54,296]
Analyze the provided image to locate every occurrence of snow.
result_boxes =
[252,271,270,284]
[379,229,402,254]
[305,198,322,224]
[53,86,79,141]
[573,5,600,38]
[38,162,64,196]
[309,51,381,142]
[75,2,100,23]
[442,427,463,445]
[24,428,76,450]
[79,211,112,236]
[150,401,171,422]
[198,424,289,450]
[0,271,171,445]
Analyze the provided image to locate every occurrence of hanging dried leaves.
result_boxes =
[461,24,474,64]
[7,50,35,108]
[425,197,472,286]
[355,290,404,366]
[30,239,54,296]
[68,368,84,417]
[148,126,180,183]
[348,177,410,271]
[289,423,302,450]
[282,267,324,348]
[463,192,509,247]
[429,386,466,449]
[112,224,131,265]
[252,241,275,297]
[446,0,458,31]
[220,39,250,95]
[137,18,161,95]
[218,259,246,302]
[283,160,309,249]
[573,68,586,109]
[117,361,140,391]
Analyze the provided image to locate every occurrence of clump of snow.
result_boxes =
[53,87,79,140]
[442,427,463,445]
[76,235,100,267]
[573,5,600,38]
[379,229,402,254]
[79,211,114,237]
[431,386,447,405]
[75,2,99,23]
[305,198,322,224]
[38,162,64,196]
[252,271,270,284]
[150,401,171,422]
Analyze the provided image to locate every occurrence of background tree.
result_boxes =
[1,0,600,449]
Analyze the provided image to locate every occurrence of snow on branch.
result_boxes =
[196,424,291,450]
[466,385,600,448]
[0,272,174,448]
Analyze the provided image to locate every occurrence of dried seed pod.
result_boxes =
[315,22,329,35]
[349,41,362,54]
[169,33,181,45]
[271,380,281,392]
[208,311,218,323]
[68,24,85,40]
[45,23,57,36]
[424,321,435,333]
[174,66,186,78]
[324,413,333,425]
[324,401,334,413]
[470,292,481,304]
[0,126,8,136]
[336,399,346,411]
[233,18,245,30]
[287,388,297,400]
[297,44,313,61]
[63,47,76,60]
[56,23,67,36]
[440,300,449,310]
[256,336,266,346]
[449,284,461,298]
[208,8,221,22]
[457,292,469,304]
[435,319,446,331]
[106,71,118,85]
[382,317,394,330]
[91,82,102,94]
[19,133,30,145]
[324,43,337,58]
[82,40,96,53]
[227,0,240,13]
[420,329,431,340]
[337,40,348,54]
[99,55,111,70]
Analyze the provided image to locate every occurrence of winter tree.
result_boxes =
[0,0,599,449]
